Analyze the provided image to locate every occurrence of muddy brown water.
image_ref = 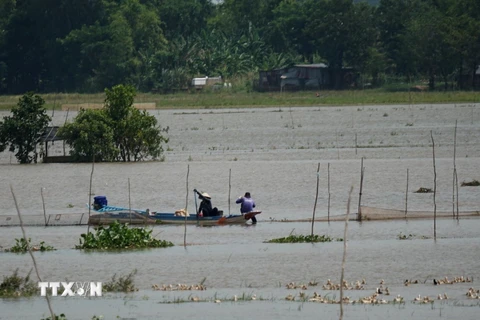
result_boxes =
[1,103,479,319]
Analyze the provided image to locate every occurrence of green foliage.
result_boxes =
[58,109,116,162]
[103,269,138,292]
[0,0,479,93]
[398,232,415,240]
[266,234,342,243]
[0,269,37,297]
[5,238,56,253]
[41,314,68,320]
[0,93,51,163]
[75,221,174,250]
[60,84,168,162]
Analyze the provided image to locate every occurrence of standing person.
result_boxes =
[236,192,257,224]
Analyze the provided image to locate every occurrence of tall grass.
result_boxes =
[0,89,478,110]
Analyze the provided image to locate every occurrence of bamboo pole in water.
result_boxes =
[455,170,459,220]
[431,131,437,241]
[339,185,354,320]
[41,187,47,226]
[184,165,190,247]
[128,178,132,224]
[405,169,409,217]
[311,163,320,236]
[328,163,331,223]
[355,133,357,155]
[11,185,56,320]
[87,155,95,233]
[453,120,457,219]
[357,158,364,222]
[228,169,232,215]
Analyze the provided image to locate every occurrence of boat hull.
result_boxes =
[88,210,261,226]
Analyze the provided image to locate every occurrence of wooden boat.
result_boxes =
[88,197,261,226]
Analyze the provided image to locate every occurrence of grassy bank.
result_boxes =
[0,89,479,110]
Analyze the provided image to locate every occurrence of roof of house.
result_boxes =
[294,63,328,68]
[38,126,62,143]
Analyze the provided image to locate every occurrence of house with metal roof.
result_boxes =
[257,63,355,91]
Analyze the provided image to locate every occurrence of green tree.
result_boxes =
[0,93,51,163]
[104,84,168,162]
[305,0,376,88]
[60,84,168,162]
[58,109,117,162]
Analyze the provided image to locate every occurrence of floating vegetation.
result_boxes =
[461,180,480,187]
[4,238,56,253]
[103,269,138,293]
[41,314,68,320]
[414,187,433,193]
[152,283,207,291]
[398,232,415,240]
[0,269,37,298]
[75,221,174,250]
[265,234,342,243]
[398,233,430,240]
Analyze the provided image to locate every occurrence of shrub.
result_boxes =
[75,221,174,249]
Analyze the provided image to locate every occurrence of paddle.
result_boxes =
[193,188,199,224]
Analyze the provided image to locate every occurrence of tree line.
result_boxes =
[0,0,479,94]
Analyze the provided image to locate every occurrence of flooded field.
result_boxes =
[0,103,479,319]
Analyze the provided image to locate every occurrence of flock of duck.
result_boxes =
[152,277,476,304]
[151,283,207,291]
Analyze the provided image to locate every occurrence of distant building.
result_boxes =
[257,64,355,91]
[191,76,223,90]
[459,65,480,89]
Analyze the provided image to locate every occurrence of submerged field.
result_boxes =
[0,103,479,319]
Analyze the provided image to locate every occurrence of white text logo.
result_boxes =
[38,282,102,297]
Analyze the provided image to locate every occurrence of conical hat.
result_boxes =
[201,192,211,199]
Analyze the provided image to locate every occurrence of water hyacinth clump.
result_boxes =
[4,238,56,253]
[75,221,174,249]
[266,234,342,243]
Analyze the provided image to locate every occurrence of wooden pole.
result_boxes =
[339,185,354,320]
[128,178,132,224]
[11,185,56,320]
[87,155,95,233]
[453,120,457,218]
[41,187,47,226]
[328,163,331,223]
[405,169,409,217]
[455,170,459,220]
[357,158,364,222]
[311,163,320,236]
[431,131,437,241]
[355,133,357,155]
[184,165,190,247]
[228,169,232,215]
[336,129,340,160]
[63,108,69,156]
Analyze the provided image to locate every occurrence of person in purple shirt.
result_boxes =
[236,192,257,224]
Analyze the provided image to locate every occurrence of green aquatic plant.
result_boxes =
[398,232,415,240]
[461,180,480,187]
[265,234,342,243]
[41,314,68,320]
[75,221,174,250]
[0,269,37,298]
[103,269,138,293]
[5,238,56,253]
